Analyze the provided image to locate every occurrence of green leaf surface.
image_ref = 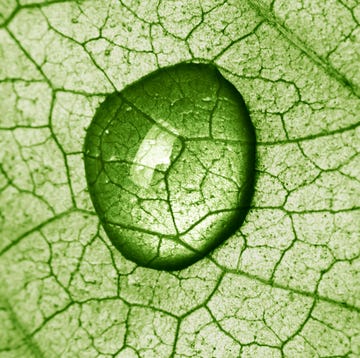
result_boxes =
[0,0,359,357]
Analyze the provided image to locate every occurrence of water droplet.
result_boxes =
[84,63,255,270]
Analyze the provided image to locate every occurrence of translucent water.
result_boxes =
[84,63,255,270]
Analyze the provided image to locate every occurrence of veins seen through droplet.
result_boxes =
[84,62,256,270]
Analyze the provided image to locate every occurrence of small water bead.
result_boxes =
[84,63,255,270]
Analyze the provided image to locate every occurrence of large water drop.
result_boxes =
[84,63,255,270]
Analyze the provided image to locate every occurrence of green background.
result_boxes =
[0,0,359,357]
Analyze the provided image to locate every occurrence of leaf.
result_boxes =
[0,0,359,357]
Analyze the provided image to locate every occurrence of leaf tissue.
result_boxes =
[1,0,359,356]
